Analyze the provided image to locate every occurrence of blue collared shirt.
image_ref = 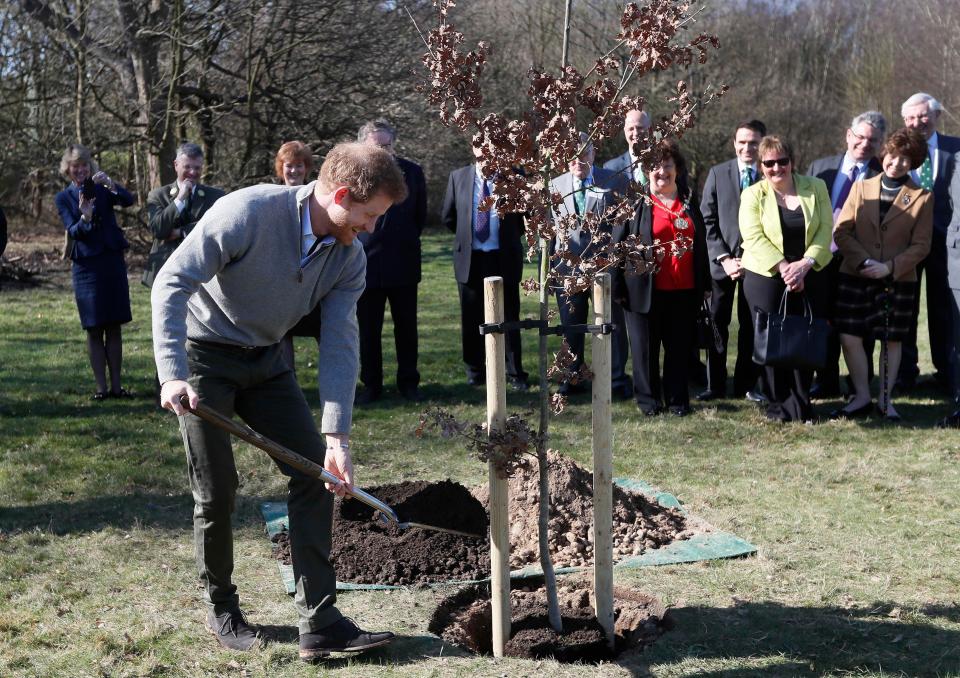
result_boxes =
[300,202,335,266]
[472,165,500,251]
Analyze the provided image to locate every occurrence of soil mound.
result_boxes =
[429,581,668,661]
[474,452,692,568]
[339,479,489,535]
[331,480,490,586]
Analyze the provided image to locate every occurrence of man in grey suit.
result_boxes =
[603,109,652,191]
[806,111,885,398]
[441,148,529,390]
[550,133,631,398]
[142,142,225,288]
[900,93,960,392]
[939,164,960,426]
[698,119,766,402]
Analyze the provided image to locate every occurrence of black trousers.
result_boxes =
[458,250,527,382]
[357,284,419,392]
[180,341,340,633]
[813,255,843,391]
[555,289,631,390]
[902,240,953,384]
[707,275,760,396]
[742,269,826,422]
[622,288,698,409]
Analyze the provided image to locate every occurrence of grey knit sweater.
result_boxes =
[151,181,365,433]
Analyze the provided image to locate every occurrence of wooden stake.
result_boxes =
[591,272,615,648]
[484,276,510,657]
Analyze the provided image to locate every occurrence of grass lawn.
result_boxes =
[2,230,960,677]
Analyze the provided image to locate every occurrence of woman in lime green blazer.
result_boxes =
[738,135,834,422]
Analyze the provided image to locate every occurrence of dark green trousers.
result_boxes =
[179,339,341,633]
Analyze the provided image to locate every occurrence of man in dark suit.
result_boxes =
[354,120,427,404]
[698,119,767,402]
[143,142,225,288]
[806,111,886,398]
[900,93,960,392]
[549,133,631,399]
[441,149,529,390]
[602,108,651,191]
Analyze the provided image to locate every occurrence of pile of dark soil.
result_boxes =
[331,480,490,586]
[474,452,693,568]
[429,580,668,661]
[270,528,292,565]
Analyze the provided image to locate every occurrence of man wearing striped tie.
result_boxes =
[900,93,960,394]
[697,120,768,403]
[806,111,886,399]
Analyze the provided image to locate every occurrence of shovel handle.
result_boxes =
[178,395,400,523]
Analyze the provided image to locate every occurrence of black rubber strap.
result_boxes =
[479,321,616,336]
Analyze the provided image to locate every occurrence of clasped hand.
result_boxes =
[721,256,744,280]
[777,259,810,292]
[860,259,891,279]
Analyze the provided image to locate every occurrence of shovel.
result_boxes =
[178,395,483,539]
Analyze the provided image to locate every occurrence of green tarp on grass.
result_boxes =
[260,478,757,594]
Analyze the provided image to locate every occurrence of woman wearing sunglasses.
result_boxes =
[739,135,834,422]
[831,128,931,421]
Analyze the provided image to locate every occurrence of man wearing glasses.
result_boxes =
[354,119,428,405]
[806,111,886,399]
[900,93,960,395]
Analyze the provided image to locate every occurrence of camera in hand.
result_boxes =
[81,177,97,200]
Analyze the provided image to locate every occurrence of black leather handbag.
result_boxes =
[752,289,831,370]
[696,299,723,354]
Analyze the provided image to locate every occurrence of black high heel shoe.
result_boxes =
[829,401,873,420]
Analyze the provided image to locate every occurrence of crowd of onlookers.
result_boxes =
[31,90,960,426]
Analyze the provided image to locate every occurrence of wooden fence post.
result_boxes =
[591,272,614,648]
[484,276,510,657]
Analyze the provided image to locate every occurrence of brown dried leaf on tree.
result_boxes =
[417,406,541,479]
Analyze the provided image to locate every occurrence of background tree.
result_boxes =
[1,0,957,239]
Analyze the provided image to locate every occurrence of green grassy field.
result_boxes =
[2,231,960,677]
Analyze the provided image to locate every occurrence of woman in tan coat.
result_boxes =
[832,128,932,421]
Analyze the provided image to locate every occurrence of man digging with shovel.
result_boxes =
[152,142,407,661]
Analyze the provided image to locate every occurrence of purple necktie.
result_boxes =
[474,179,490,243]
[831,165,860,252]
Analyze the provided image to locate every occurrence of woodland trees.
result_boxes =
[1,0,958,232]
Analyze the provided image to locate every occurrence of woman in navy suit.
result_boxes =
[55,144,135,400]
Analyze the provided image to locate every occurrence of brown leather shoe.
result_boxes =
[299,616,394,661]
[206,608,259,651]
